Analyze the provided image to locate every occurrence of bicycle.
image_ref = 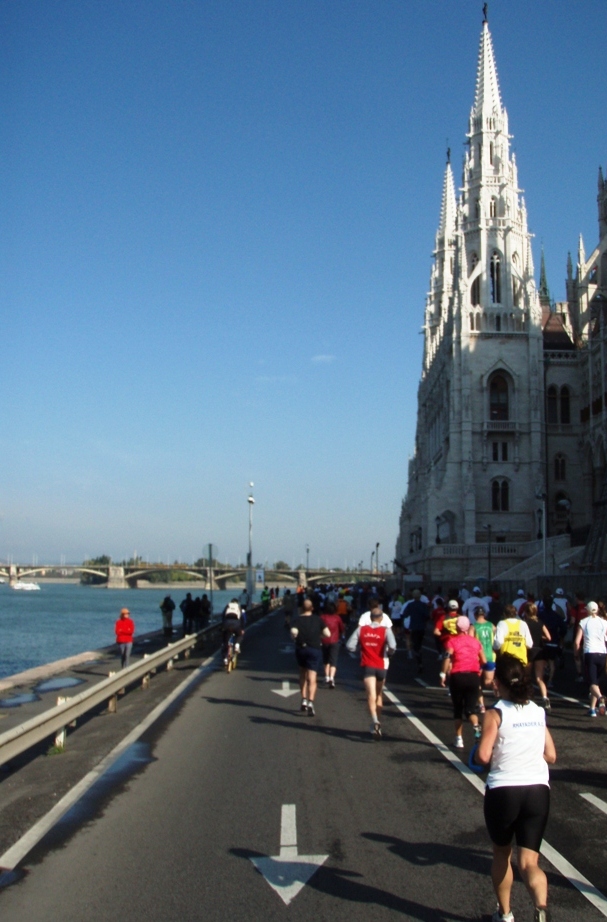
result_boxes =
[224,633,239,672]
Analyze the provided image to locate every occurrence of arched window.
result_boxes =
[490,197,497,218]
[469,312,474,331]
[489,142,494,165]
[495,314,501,331]
[470,253,480,306]
[547,385,558,424]
[489,375,509,420]
[492,479,510,511]
[475,312,482,331]
[560,386,571,424]
[554,454,566,481]
[490,251,501,303]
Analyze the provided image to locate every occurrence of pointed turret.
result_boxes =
[437,157,457,245]
[539,248,551,310]
[599,163,607,239]
[577,233,586,275]
[472,18,503,122]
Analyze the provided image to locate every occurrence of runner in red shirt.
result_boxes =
[321,602,345,688]
[346,600,396,739]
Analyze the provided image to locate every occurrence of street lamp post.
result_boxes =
[370,550,374,573]
[246,483,255,603]
[483,524,492,583]
[535,490,547,575]
[375,542,380,574]
[306,544,310,574]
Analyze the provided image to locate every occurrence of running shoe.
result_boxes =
[300,698,308,712]
[307,702,315,716]
[534,909,549,922]
[329,678,335,688]
[373,721,382,740]
[223,658,228,665]
[588,708,598,717]
[474,726,482,740]
[454,736,464,749]
[491,912,514,922]
[542,697,551,712]
[234,643,240,653]
[599,697,606,716]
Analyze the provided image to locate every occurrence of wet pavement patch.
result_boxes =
[0,693,40,708]
[34,677,84,694]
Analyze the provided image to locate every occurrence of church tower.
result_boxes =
[397,12,546,579]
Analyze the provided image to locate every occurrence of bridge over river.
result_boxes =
[0,562,377,589]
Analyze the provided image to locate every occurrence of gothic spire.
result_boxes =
[578,233,586,270]
[472,17,503,120]
[437,158,456,242]
[539,248,551,309]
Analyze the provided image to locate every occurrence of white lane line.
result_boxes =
[384,687,607,918]
[384,690,485,794]
[0,653,220,873]
[580,793,607,816]
[549,688,590,707]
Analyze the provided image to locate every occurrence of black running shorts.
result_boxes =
[484,784,550,852]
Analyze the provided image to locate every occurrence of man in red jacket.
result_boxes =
[347,600,396,739]
[115,607,135,669]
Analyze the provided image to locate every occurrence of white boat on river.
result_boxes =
[12,581,41,591]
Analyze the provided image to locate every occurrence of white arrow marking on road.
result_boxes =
[250,804,328,905]
[271,681,299,698]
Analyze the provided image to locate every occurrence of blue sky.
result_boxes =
[1,1,606,569]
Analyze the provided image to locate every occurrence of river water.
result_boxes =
[0,584,260,680]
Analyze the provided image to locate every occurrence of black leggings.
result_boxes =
[484,784,550,852]
[450,671,480,719]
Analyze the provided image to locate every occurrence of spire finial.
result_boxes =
[483,3,488,23]
[446,143,451,164]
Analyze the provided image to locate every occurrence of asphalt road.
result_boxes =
[0,612,605,921]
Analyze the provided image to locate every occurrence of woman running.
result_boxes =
[440,615,486,749]
[522,602,552,711]
[574,600,607,716]
[475,654,556,922]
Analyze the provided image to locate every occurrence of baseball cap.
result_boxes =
[473,586,481,593]
[555,588,564,596]
[456,615,470,632]
[517,589,525,597]
[587,601,599,614]
[448,600,459,610]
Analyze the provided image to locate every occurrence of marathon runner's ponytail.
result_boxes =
[495,653,532,704]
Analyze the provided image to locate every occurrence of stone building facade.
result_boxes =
[396,14,607,581]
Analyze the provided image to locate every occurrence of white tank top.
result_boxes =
[486,699,549,789]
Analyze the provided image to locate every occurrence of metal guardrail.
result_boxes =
[0,598,278,768]
[0,631,202,768]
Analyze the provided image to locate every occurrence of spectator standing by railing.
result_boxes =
[115,607,135,669]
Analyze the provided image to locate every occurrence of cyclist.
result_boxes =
[222,599,244,665]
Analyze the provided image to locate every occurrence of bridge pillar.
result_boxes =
[107,566,128,590]
[8,564,17,587]
[298,569,307,588]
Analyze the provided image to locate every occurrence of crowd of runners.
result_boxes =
[281,579,605,922]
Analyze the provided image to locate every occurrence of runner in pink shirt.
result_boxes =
[440,615,486,749]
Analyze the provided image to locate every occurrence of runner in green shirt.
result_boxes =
[472,606,496,714]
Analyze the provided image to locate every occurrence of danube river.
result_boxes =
[0,583,259,680]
